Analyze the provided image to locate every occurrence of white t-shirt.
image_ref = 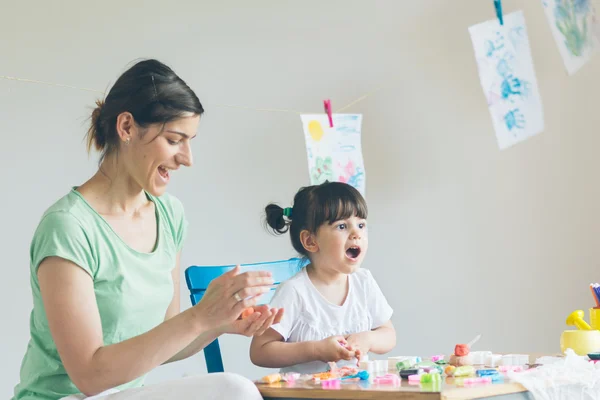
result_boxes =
[269,267,393,374]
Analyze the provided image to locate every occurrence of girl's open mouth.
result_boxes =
[345,246,361,259]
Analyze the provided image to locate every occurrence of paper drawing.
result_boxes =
[469,11,545,150]
[300,114,366,196]
[541,0,600,75]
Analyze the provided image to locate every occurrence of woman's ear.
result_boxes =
[300,230,319,253]
[115,111,136,144]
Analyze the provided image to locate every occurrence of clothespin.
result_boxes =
[323,99,333,127]
[494,0,504,25]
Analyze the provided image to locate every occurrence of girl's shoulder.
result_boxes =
[352,267,376,283]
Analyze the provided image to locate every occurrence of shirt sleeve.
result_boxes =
[365,269,393,329]
[268,281,301,341]
[176,213,188,253]
[158,193,188,253]
[31,211,97,278]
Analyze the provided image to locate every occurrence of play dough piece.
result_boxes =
[241,307,255,319]
[455,344,470,356]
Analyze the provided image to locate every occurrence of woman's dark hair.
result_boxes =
[265,181,368,257]
[86,59,204,162]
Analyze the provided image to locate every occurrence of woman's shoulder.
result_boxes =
[36,189,89,228]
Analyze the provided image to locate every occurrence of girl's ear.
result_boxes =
[300,230,319,253]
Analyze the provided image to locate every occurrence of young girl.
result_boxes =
[250,181,396,374]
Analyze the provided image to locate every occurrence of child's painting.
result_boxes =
[300,114,366,196]
[469,11,545,150]
[541,0,600,75]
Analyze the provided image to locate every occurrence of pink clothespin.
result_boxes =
[323,99,333,127]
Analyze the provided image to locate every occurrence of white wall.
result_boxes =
[2,0,600,396]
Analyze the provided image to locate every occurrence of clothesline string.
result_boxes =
[0,75,385,114]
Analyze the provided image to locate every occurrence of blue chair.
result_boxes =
[184,257,308,373]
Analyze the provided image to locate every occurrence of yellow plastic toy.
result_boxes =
[566,310,592,330]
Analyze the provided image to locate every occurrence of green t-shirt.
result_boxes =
[13,188,188,400]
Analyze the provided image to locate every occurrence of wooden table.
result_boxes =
[257,354,556,399]
[257,374,532,400]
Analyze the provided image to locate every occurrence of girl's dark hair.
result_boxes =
[265,181,368,257]
[86,59,204,162]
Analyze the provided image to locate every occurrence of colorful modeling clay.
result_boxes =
[373,374,401,385]
[261,373,282,384]
[498,365,524,373]
[476,369,499,377]
[420,373,441,383]
[283,373,300,383]
[396,360,413,370]
[454,334,482,358]
[342,370,369,381]
[313,372,334,381]
[453,366,475,377]
[399,369,423,379]
[321,379,341,389]
[445,365,456,376]
[241,307,255,319]
[414,361,443,375]
[463,377,492,385]
[455,344,470,357]
[393,356,421,371]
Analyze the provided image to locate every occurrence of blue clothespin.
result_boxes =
[494,0,504,25]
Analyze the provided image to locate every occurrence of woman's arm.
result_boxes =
[39,257,273,396]
[163,253,182,321]
[161,254,283,364]
[161,256,220,363]
[250,328,355,368]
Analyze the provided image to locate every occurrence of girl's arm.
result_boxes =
[39,257,272,396]
[250,328,355,368]
[345,320,397,357]
[367,320,396,353]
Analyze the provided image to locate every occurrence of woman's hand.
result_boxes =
[344,332,372,362]
[192,266,274,332]
[221,305,284,337]
[314,336,356,363]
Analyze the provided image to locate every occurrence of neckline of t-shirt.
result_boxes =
[301,267,352,309]
[69,187,162,256]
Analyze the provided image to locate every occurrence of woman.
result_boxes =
[13,59,282,400]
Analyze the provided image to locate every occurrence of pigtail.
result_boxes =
[265,204,290,234]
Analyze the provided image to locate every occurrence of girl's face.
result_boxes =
[302,215,368,275]
[121,114,200,196]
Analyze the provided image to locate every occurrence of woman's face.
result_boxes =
[122,114,200,196]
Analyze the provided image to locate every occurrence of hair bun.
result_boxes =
[90,99,106,150]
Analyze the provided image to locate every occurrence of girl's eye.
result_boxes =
[337,224,346,230]
[167,139,180,145]
[359,223,366,229]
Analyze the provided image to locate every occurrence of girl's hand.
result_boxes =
[193,266,274,331]
[222,306,284,337]
[344,332,372,363]
[315,336,356,363]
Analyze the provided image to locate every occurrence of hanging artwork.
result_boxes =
[541,0,600,75]
[300,114,366,195]
[469,10,545,150]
